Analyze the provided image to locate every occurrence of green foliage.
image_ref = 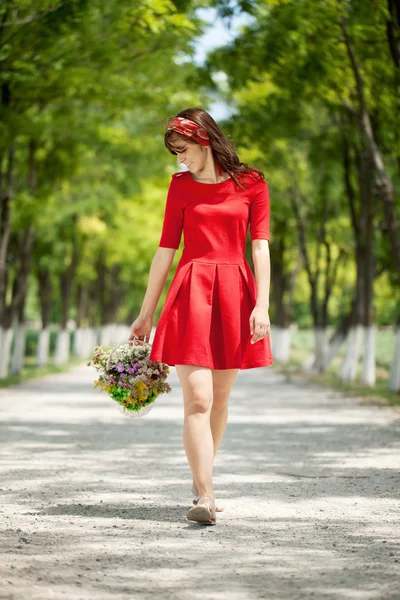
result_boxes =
[208,0,399,326]
[1,0,211,326]
[2,0,399,342]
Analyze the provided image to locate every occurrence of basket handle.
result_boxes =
[127,334,149,345]
[106,335,149,371]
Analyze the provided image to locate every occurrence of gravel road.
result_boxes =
[0,363,399,600]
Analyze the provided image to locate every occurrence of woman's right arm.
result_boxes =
[139,247,176,319]
[129,175,183,341]
[129,247,176,341]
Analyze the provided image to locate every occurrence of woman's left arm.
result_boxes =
[248,179,271,344]
[250,239,271,344]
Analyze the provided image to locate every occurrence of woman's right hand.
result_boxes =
[129,315,153,342]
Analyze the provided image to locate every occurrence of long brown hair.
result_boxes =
[164,107,265,190]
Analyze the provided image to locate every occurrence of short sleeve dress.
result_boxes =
[148,170,274,370]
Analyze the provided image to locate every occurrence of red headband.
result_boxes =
[167,117,210,147]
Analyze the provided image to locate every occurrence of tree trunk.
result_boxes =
[99,264,125,347]
[55,215,79,365]
[389,316,400,392]
[386,0,400,68]
[36,268,52,366]
[0,145,15,321]
[339,132,377,384]
[10,295,27,375]
[75,284,86,329]
[290,175,342,373]
[324,311,353,368]
[269,228,296,362]
[359,143,376,386]
[339,258,364,382]
[0,224,35,378]
[342,19,400,281]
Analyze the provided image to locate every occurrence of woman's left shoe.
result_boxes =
[192,482,224,512]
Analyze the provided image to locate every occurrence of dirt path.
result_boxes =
[0,363,399,600]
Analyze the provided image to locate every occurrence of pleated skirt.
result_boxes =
[149,258,274,370]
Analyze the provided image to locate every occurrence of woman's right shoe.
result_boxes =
[191,482,224,512]
[187,496,216,525]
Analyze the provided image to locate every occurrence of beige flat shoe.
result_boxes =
[187,496,216,525]
[191,482,224,512]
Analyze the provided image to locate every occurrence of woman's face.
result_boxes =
[170,137,208,174]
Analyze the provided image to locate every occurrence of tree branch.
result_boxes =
[0,4,64,28]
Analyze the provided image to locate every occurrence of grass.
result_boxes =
[273,338,400,408]
[289,327,396,369]
[1,327,399,408]
[0,355,86,388]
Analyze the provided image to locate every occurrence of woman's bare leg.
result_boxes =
[192,368,239,498]
[175,364,215,500]
[210,368,239,458]
[175,365,239,499]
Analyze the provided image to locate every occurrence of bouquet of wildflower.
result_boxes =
[87,338,171,417]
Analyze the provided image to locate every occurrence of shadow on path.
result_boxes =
[0,364,399,599]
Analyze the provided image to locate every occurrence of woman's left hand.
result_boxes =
[250,305,270,344]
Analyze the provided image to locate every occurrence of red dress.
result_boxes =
[149,170,274,370]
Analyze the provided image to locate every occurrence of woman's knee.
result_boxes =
[175,364,213,416]
[185,392,212,416]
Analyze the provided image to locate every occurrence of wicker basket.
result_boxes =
[106,335,155,418]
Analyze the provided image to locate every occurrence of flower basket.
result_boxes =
[87,336,171,418]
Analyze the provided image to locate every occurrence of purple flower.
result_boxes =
[115,363,125,373]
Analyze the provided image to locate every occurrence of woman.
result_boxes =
[129,107,273,525]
